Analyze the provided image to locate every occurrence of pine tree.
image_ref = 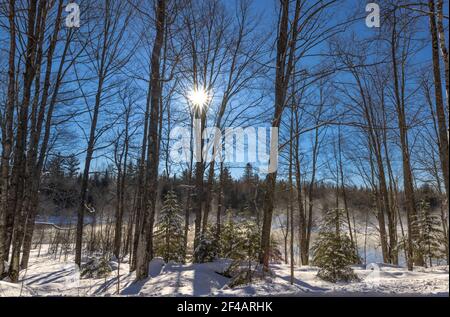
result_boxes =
[154,191,185,263]
[312,208,360,283]
[64,153,80,178]
[220,210,242,259]
[413,201,446,267]
[223,219,261,287]
[219,212,261,262]
[221,167,234,207]
[101,168,111,188]
[46,153,65,178]
[242,163,254,184]
[241,219,261,264]
[195,225,219,263]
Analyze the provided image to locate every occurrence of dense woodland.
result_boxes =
[0,0,448,286]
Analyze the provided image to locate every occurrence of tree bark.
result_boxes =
[260,0,300,271]
[8,0,40,282]
[20,0,65,270]
[436,0,449,115]
[428,0,449,202]
[135,0,165,280]
[0,0,17,277]
[390,11,419,270]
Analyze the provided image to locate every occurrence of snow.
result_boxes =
[0,246,448,297]
[148,257,165,278]
[0,281,36,297]
[122,261,230,296]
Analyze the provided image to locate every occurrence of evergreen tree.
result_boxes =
[241,219,261,264]
[46,153,65,178]
[154,191,185,263]
[413,201,446,267]
[219,211,261,262]
[101,168,111,188]
[223,218,261,287]
[195,211,261,266]
[220,210,242,259]
[64,153,80,178]
[221,167,235,207]
[312,208,360,283]
[242,163,254,184]
[195,225,219,263]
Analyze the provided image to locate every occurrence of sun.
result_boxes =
[188,87,210,109]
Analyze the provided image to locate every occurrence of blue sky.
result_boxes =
[32,0,447,186]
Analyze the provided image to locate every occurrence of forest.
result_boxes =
[0,0,448,297]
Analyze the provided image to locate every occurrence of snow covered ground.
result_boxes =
[0,247,448,297]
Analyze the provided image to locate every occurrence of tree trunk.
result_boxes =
[202,161,215,235]
[20,0,65,271]
[0,0,16,277]
[289,104,294,284]
[260,0,300,271]
[135,0,165,280]
[436,0,449,115]
[337,127,356,257]
[428,0,449,202]
[390,11,419,270]
[8,0,40,282]
[216,162,224,240]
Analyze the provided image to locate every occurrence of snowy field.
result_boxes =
[0,247,448,297]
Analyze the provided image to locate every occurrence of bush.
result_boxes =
[224,261,273,288]
[80,257,112,279]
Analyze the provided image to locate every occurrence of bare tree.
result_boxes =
[0,0,16,277]
[75,0,133,267]
[260,0,301,271]
[427,0,449,202]
[135,0,166,280]
[260,0,340,271]
[7,0,41,281]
